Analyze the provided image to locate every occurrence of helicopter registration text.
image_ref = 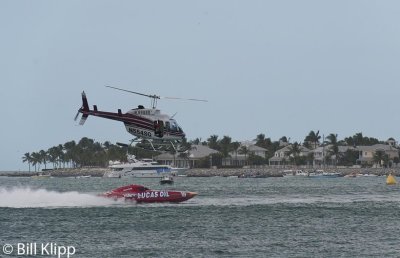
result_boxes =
[127,127,152,138]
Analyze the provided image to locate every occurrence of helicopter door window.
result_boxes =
[170,120,178,132]
[165,121,170,132]
[158,120,164,137]
[154,120,164,138]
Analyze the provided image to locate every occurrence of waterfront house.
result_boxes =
[312,145,356,167]
[312,143,398,167]
[222,144,268,167]
[268,144,310,167]
[356,144,399,166]
[386,138,397,148]
[248,145,268,158]
[154,144,219,168]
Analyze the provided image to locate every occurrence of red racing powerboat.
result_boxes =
[101,184,197,203]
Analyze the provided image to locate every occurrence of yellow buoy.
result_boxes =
[386,174,397,185]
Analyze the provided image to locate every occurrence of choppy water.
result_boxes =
[1,176,400,257]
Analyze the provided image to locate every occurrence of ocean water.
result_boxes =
[0,176,400,257]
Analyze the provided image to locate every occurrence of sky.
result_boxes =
[1,1,400,170]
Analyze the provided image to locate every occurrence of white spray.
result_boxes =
[0,187,119,208]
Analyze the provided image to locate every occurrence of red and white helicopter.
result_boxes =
[74,86,207,151]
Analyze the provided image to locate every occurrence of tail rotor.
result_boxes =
[74,110,80,121]
[75,91,90,125]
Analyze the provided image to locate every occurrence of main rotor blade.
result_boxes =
[74,111,80,121]
[105,86,160,99]
[106,85,207,102]
[162,96,208,102]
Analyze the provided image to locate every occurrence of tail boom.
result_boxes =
[76,91,154,127]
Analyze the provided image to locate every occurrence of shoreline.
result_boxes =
[1,167,399,178]
[0,168,107,177]
[186,167,398,177]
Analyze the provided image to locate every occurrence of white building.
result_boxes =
[155,144,219,168]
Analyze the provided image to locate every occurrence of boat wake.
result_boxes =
[0,187,120,208]
[1,187,399,208]
[183,194,400,207]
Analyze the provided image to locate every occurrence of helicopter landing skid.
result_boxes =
[136,139,188,153]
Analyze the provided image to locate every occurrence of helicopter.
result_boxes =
[74,86,207,152]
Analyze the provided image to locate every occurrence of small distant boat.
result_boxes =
[104,155,185,178]
[160,175,174,185]
[386,174,397,185]
[308,171,341,178]
[361,174,378,177]
[344,171,363,178]
[75,175,92,179]
[31,173,51,179]
[283,170,309,177]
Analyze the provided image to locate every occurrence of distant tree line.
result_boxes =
[189,131,398,168]
[22,137,158,172]
[22,132,398,171]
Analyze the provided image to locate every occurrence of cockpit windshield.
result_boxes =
[168,119,183,133]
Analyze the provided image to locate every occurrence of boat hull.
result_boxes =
[101,184,197,203]
[103,170,173,178]
[121,171,173,178]
[308,173,342,178]
[160,180,174,185]
[105,156,176,178]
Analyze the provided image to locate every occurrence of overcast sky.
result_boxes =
[1,1,400,170]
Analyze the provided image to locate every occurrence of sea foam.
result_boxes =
[0,187,119,208]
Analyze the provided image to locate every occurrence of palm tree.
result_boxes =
[325,133,339,167]
[279,136,288,143]
[30,152,42,172]
[306,152,315,168]
[77,137,91,166]
[219,135,232,158]
[207,135,219,150]
[239,146,249,166]
[22,152,32,172]
[39,150,48,169]
[47,146,59,168]
[255,133,272,150]
[191,138,202,145]
[64,140,77,168]
[255,133,266,142]
[305,130,321,149]
[288,142,301,166]
[179,137,192,152]
[373,150,388,167]
[102,141,112,150]
[354,132,363,146]
[231,141,241,166]
[343,132,379,147]
[56,144,66,168]
[175,138,192,167]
